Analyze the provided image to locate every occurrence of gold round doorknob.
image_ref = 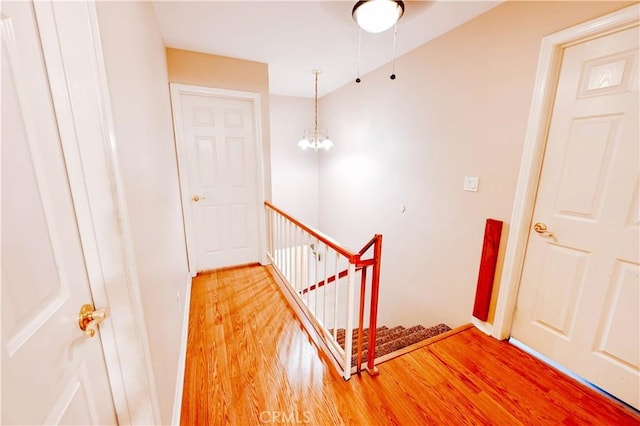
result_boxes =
[192,195,200,202]
[533,222,554,237]
[78,304,110,338]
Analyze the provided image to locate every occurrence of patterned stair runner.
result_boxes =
[332,323,452,367]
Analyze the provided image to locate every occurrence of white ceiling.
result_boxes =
[152,1,502,98]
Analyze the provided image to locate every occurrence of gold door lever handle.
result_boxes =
[78,304,110,337]
[533,222,554,238]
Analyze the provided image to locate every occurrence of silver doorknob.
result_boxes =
[533,222,554,238]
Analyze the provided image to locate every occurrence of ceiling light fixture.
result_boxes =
[352,0,405,34]
[298,70,333,151]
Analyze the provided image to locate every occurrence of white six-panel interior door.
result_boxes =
[1,2,117,424]
[511,23,639,409]
[171,85,264,274]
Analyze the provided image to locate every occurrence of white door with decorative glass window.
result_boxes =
[171,85,263,273]
[511,24,639,409]
[1,2,117,424]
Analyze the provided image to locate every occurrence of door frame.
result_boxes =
[170,83,268,276]
[32,1,160,423]
[492,4,640,340]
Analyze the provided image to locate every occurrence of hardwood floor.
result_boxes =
[181,265,639,425]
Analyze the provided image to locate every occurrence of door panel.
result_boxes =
[555,114,619,219]
[512,25,639,409]
[175,91,261,271]
[1,2,116,424]
[531,244,587,338]
[594,260,639,370]
[45,364,99,425]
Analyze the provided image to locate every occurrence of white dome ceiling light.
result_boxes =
[352,0,405,83]
[352,0,405,34]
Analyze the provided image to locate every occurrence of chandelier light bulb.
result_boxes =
[298,138,310,150]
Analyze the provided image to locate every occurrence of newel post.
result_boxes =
[366,234,383,372]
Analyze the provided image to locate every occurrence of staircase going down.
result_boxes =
[334,323,452,367]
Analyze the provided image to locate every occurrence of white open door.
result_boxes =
[171,84,265,274]
[1,2,116,424]
[511,21,639,409]
[2,1,161,424]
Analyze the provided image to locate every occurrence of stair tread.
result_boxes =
[351,325,423,354]
[333,325,388,340]
[352,323,452,366]
[352,326,404,345]
[336,326,398,347]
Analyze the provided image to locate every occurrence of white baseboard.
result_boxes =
[470,317,494,337]
[172,273,193,425]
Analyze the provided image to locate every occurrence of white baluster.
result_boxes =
[285,220,291,282]
[289,222,294,284]
[305,233,311,306]
[314,238,319,318]
[280,216,284,277]
[278,214,283,270]
[323,244,328,329]
[292,225,297,293]
[268,208,273,258]
[333,250,339,340]
[292,226,296,292]
[273,211,277,265]
[296,227,302,294]
[275,214,280,270]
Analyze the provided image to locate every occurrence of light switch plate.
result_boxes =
[464,176,479,192]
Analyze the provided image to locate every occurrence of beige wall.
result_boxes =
[166,48,272,200]
[270,95,319,226]
[318,1,633,329]
[96,3,190,424]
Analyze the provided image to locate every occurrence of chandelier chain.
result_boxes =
[314,70,319,134]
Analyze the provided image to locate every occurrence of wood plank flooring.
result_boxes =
[181,265,639,425]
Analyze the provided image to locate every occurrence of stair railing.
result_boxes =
[264,201,382,380]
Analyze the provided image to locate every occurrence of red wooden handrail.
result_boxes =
[300,259,375,295]
[300,267,361,295]
[265,201,358,262]
[359,234,380,256]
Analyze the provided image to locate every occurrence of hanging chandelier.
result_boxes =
[298,70,334,151]
[352,0,405,34]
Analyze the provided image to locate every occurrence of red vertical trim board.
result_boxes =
[472,219,503,321]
